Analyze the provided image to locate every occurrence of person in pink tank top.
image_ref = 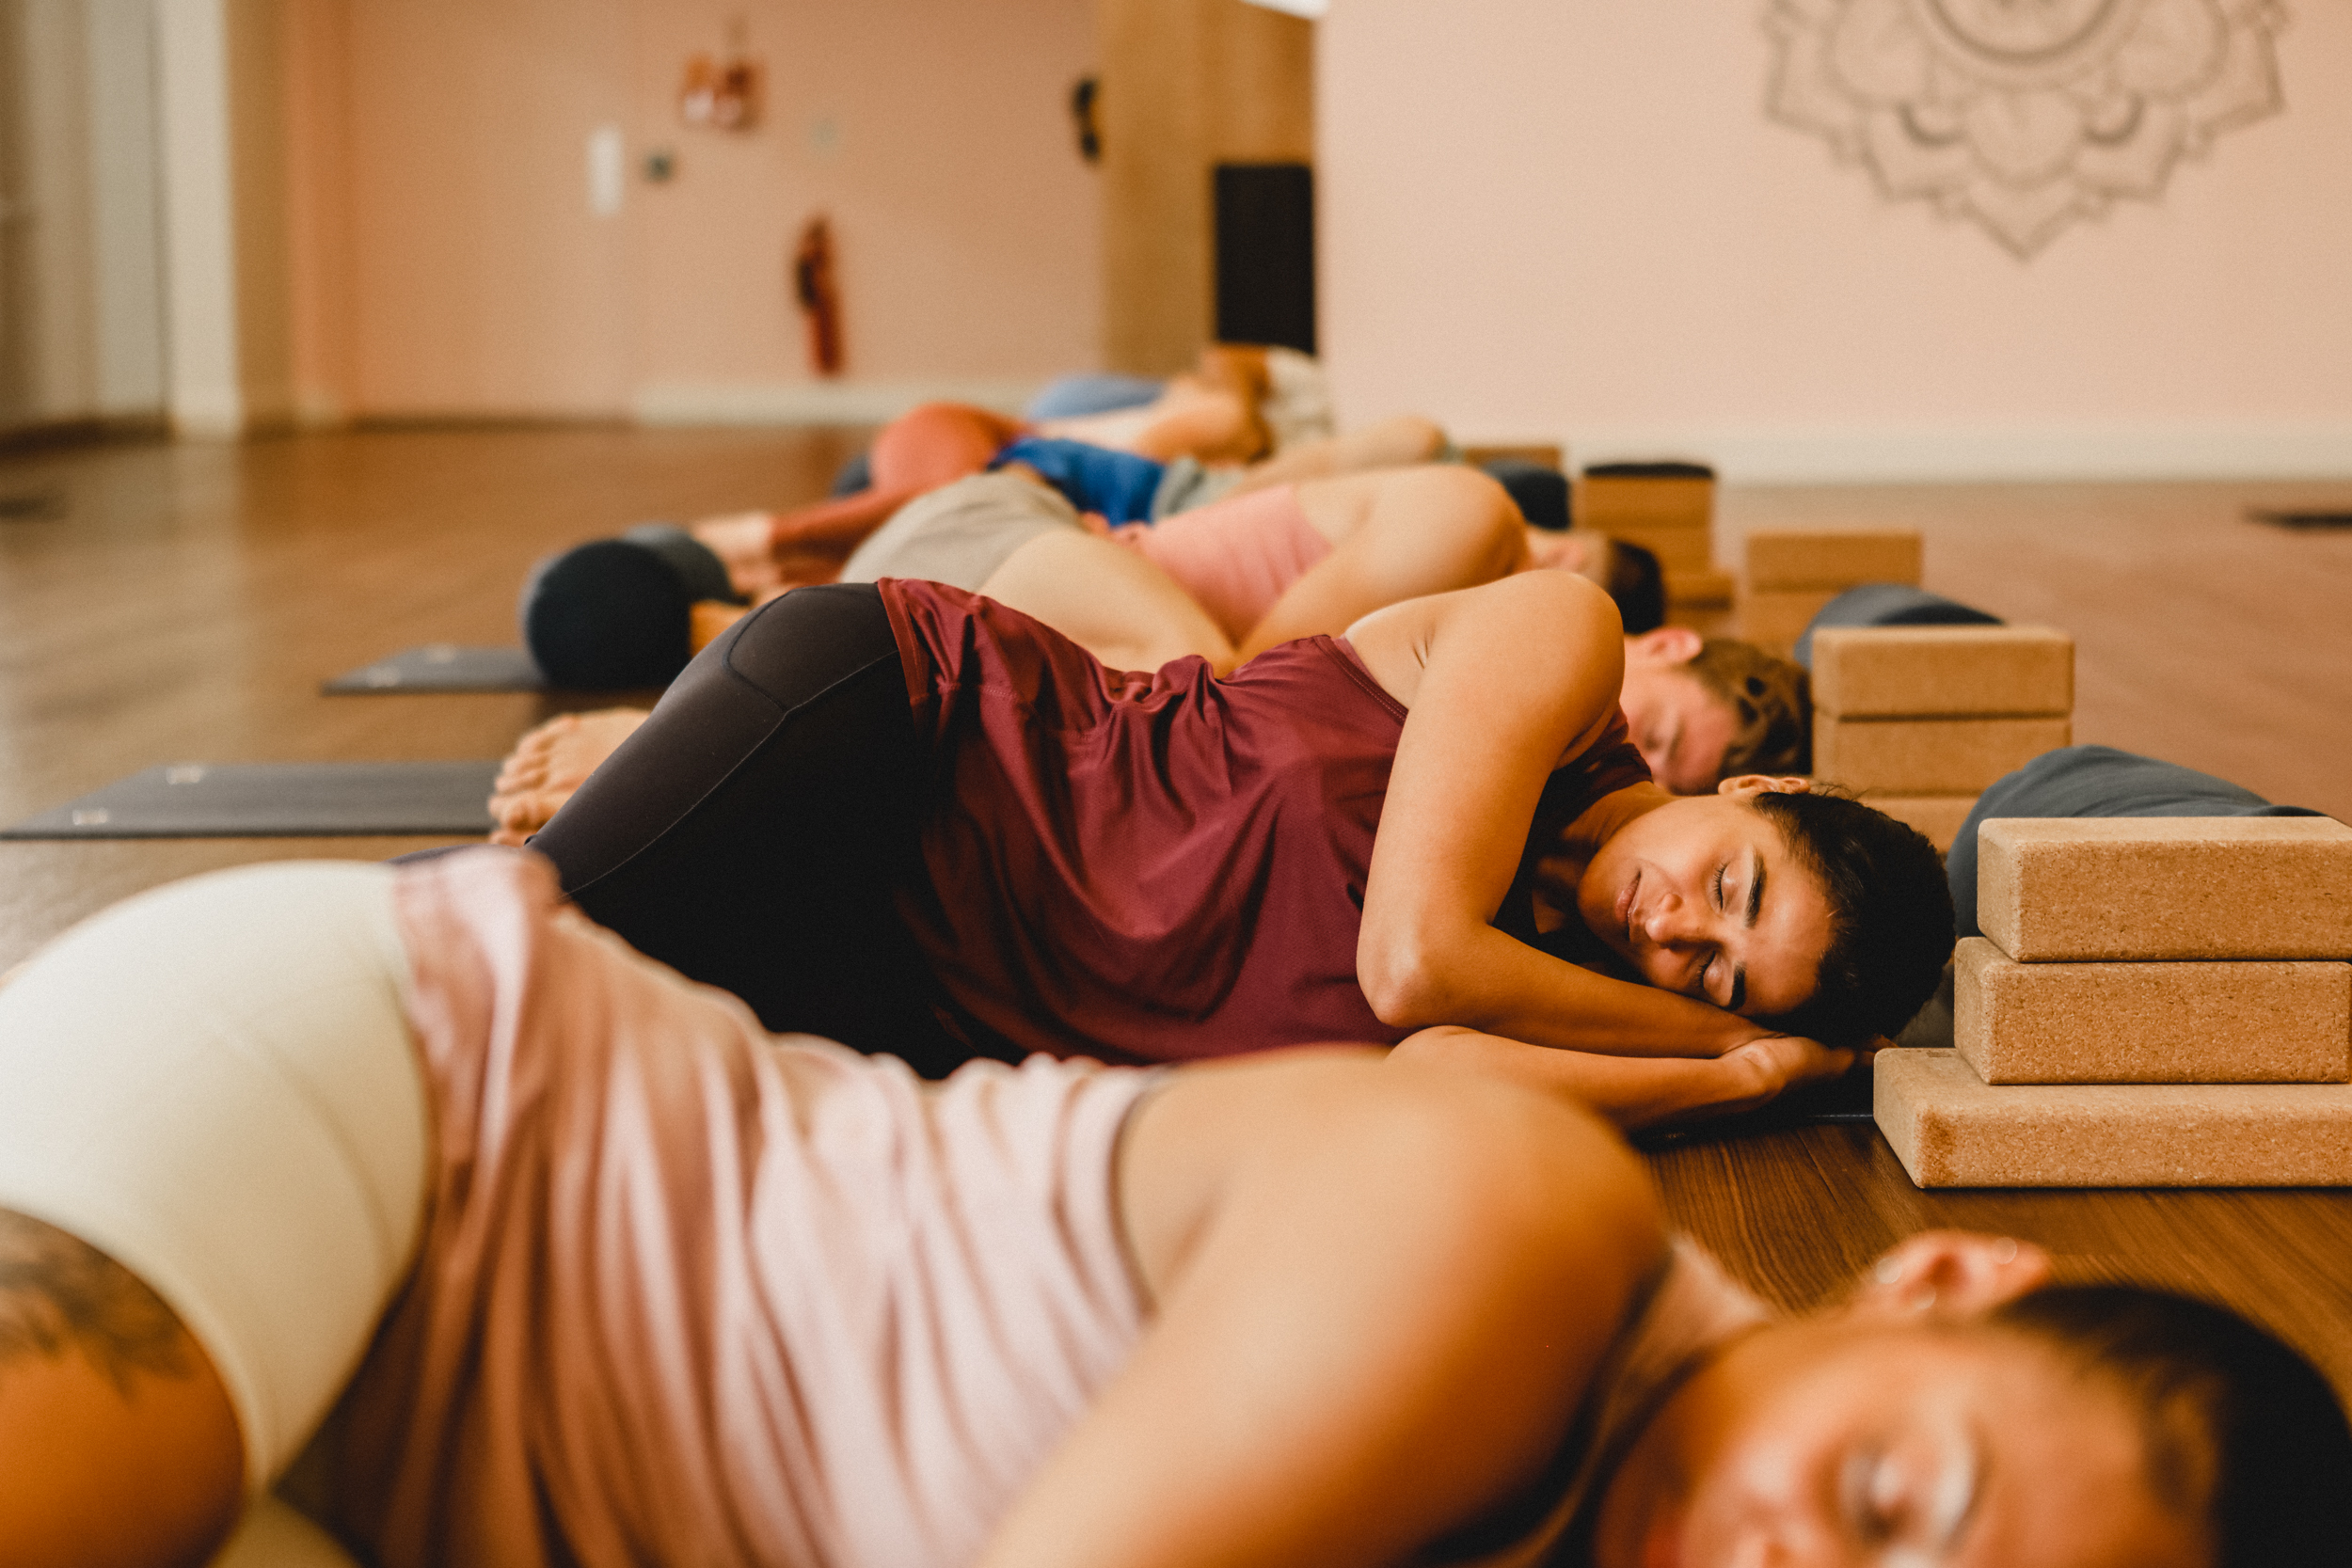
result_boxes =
[518,570,1948,1129]
[0,852,2334,1568]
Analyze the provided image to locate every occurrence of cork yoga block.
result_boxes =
[1812,715,2071,795]
[1977,816,2352,962]
[1459,444,1563,471]
[1876,1050,2352,1187]
[1809,626,2073,719]
[1858,794,1979,854]
[1577,473,1713,533]
[1744,529,1922,590]
[1664,566,1736,607]
[1736,584,1836,652]
[1952,937,2352,1085]
[1603,522,1714,573]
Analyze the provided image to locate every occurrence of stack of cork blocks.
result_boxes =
[1807,625,2074,852]
[1878,816,2352,1187]
[1577,464,1731,630]
[1738,530,1922,655]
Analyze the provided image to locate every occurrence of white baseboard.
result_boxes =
[167,387,245,440]
[1501,424,2352,484]
[633,379,1047,427]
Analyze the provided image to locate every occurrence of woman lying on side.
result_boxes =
[0,850,2340,1568]
[509,570,1925,1126]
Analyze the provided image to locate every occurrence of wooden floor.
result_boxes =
[3,427,2349,1396]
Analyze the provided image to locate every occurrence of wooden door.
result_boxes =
[1098,0,1312,375]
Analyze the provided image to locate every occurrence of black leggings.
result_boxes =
[532,583,977,1074]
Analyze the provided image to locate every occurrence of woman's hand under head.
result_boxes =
[1392,1024,1858,1132]
[1595,1233,2213,1568]
[1573,775,1829,1019]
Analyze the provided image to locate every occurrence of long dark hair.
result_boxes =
[1994,1284,2352,1566]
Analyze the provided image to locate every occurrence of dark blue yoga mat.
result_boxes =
[2,761,501,838]
[323,644,543,693]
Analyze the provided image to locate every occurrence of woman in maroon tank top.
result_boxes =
[526,572,1952,1128]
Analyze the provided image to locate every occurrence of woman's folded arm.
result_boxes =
[1389,1024,1856,1130]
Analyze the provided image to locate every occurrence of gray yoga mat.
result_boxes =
[2,761,501,838]
[323,643,543,693]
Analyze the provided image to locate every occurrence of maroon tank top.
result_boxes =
[879,578,1649,1066]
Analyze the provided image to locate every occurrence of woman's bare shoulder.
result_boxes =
[1343,574,1620,711]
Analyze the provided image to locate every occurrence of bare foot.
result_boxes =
[690,511,785,595]
[486,707,649,846]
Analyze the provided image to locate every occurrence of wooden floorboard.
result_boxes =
[2,428,2347,1398]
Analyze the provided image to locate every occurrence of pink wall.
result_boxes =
[298,0,1099,420]
[342,0,633,417]
[627,0,1101,388]
[1318,0,2352,479]
[282,0,353,424]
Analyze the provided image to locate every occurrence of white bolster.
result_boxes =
[0,862,428,1489]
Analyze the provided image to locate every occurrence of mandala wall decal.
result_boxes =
[1766,0,2288,256]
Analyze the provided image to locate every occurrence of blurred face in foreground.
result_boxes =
[1592,1234,2210,1568]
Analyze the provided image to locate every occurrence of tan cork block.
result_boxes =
[1578,473,1713,533]
[1665,601,1736,639]
[1460,443,1563,470]
[1952,937,2352,1085]
[1744,529,1922,590]
[1735,583,1836,652]
[1664,566,1736,607]
[1813,715,2070,795]
[1979,816,2352,962]
[1809,626,2074,719]
[1858,794,1979,854]
[1602,521,1714,572]
[1875,1050,2352,1187]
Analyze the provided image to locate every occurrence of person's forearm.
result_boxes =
[763,486,920,558]
[1391,1027,1782,1129]
[1361,920,1759,1058]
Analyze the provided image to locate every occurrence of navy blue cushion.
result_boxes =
[1793,584,2003,668]
[519,540,696,689]
[1482,459,1569,533]
[1947,746,2326,938]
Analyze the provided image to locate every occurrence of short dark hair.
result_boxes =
[1746,789,1952,1045]
[1600,538,1665,635]
[520,539,697,689]
[1993,1284,2352,1568]
[1686,640,1812,777]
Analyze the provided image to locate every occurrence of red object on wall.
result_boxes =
[793,216,843,378]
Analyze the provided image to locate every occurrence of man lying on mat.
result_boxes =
[520,388,1458,688]
[502,572,1906,1127]
[2,847,2338,1568]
